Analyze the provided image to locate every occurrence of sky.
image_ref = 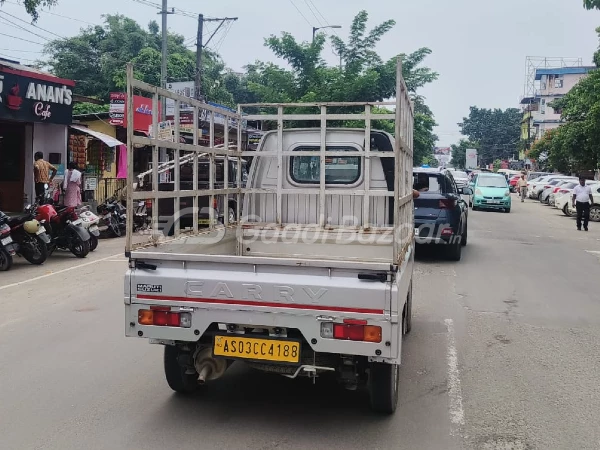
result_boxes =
[1,0,599,146]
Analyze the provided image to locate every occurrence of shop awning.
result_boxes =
[69,125,124,147]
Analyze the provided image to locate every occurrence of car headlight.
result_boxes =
[504,190,510,197]
[475,189,482,196]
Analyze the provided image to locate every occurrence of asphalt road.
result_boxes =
[1,197,599,450]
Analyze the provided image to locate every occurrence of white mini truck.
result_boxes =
[124,60,415,413]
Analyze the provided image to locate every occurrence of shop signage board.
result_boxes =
[0,67,74,124]
[84,176,97,190]
[109,92,157,131]
[466,149,478,169]
[165,81,195,116]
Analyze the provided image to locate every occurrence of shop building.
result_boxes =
[0,58,75,212]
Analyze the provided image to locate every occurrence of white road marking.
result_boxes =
[0,253,125,291]
[445,318,465,435]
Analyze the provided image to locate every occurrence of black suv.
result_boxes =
[413,168,472,261]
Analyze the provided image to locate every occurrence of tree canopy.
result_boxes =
[0,0,57,21]
[43,14,233,106]
[41,11,439,163]
[239,10,439,164]
[583,0,600,9]
[457,107,522,166]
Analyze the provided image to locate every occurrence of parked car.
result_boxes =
[472,173,511,213]
[413,168,471,261]
[546,181,578,206]
[527,171,551,181]
[565,183,600,220]
[540,179,577,204]
[529,175,570,199]
[556,181,600,215]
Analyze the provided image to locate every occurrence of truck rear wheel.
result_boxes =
[369,362,399,414]
[164,346,199,394]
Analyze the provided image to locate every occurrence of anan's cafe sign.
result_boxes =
[0,65,75,125]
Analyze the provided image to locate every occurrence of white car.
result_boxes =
[564,183,600,220]
[542,180,578,204]
[555,181,599,212]
[529,175,571,199]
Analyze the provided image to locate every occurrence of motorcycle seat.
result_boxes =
[7,214,31,226]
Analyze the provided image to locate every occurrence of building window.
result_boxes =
[554,76,563,88]
[541,99,546,114]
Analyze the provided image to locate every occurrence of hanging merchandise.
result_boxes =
[68,133,87,168]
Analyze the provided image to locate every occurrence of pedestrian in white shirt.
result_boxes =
[572,176,594,231]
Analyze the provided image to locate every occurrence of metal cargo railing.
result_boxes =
[125,58,414,265]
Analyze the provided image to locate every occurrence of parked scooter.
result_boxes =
[97,188,127,237]
[0,211,18,271]
[76,206,101,251]
[32,199,91,258]
[2,209,50,265]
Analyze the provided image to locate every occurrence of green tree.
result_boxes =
[73,102,109,115]
[240,10,439,164]
[43,15,232,105]
[0,0,57,21]
[458,107,522,165]
[583,0,600,9]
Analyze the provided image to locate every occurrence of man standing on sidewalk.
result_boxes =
[33,152,57,202]
[572,176,594,231]
[517,173,528,202]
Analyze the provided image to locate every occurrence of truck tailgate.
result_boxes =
[126,259,398,358]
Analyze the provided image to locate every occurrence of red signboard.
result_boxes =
[109,92,157,131]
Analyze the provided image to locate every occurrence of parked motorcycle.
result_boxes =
[97,189,127,237]
[77,206,101,251]
[2,209,50,265]
[32,201,91,258]
[0,211,18,271]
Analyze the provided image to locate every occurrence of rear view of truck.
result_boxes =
[124,59,414,413]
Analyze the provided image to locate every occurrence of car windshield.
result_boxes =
[562,182,577,189]
[477,176,507,188]
[453,171,468,178]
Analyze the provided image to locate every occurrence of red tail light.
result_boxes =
[331,324,382,343]
[552,187,561,193]
[544,185,551,189]
[439,199,456,209]
[138,309,191,328]
[212,197,218,209]
[558,189,569,194]
[441,228,454,236]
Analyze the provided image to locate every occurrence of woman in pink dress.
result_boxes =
[63,162,82,207]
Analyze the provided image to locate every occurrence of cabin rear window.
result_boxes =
[290,146,361,184]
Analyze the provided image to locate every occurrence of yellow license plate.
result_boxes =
[198,219,211,224]
[213,335,301,364]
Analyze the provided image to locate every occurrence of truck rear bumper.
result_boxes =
[125,302,401,363]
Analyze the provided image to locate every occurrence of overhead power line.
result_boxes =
[288,0,313,27]
[303,0,323,27]
[1,0,97,25]
[0,31,45,46]
[0,10,66,39]
[0,15,53,42]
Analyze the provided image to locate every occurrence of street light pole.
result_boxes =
[312,25,342,43]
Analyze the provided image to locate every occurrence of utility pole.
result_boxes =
[159,0,174,117]
[195,14,204,100]
[194,16,238,101]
